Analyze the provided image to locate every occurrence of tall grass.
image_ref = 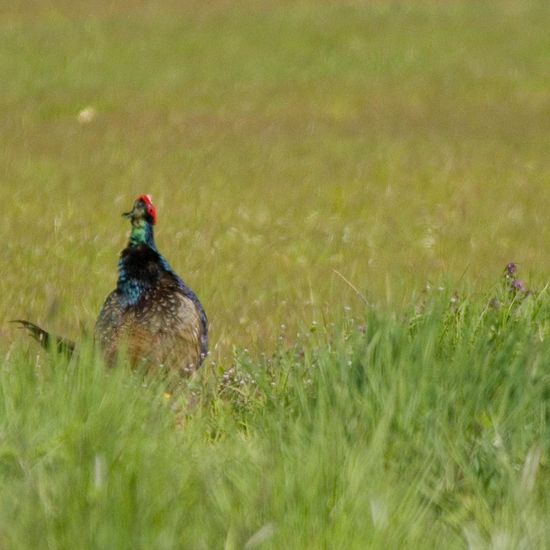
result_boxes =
[1,280,548,548]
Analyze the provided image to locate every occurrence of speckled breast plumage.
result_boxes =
[94,244,208,375]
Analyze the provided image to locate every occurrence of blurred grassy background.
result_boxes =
[1,0,549,357]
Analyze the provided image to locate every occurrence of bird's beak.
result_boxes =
[122,209,133,219]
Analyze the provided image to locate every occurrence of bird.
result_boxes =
[14,194,208,375]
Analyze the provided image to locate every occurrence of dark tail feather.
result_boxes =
[12,320,76,356]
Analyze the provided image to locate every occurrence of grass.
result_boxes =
[1,0,549,354]
[1,280,549,548]
[1,0,549,547]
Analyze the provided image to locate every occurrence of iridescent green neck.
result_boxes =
[128,220,156,249]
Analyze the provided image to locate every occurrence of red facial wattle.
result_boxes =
[137,194,157,225]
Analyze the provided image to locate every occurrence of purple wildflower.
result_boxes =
[511,279,527,294]
[504,262,518,278]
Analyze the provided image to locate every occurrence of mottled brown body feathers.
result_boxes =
[95,270,205,375]
[95,243,207,375]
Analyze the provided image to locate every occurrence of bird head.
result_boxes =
[123,194,158,226]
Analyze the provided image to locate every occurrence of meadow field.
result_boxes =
[1,0,549,547]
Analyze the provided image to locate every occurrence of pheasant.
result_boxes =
[16,195,208,375]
